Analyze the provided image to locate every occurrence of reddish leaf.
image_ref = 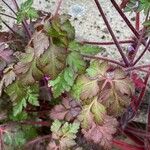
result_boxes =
[0,43,13,69]
[50,97,81,121]
[82,115,118,149]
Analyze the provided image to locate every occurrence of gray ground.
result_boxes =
[0,0,150,123]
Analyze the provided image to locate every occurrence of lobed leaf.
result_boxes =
[50,120,80,149]
[38,44,66,79]
[78,97,106,129]
[0,65,16,96]
[86,60,109,78]
[17,0,38,23]
[49,67,75,98]
[82,115,118,149]
[67,51,86,73]
[71,75,99,100]
[5,81,39,116]
[68,41,103,55]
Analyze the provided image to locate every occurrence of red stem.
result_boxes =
[2,0,17,15]
[113,139,144,150]
[0,13,17,20]
[1,20,17,35]
[111,0,139,38]
[82,54,125,67]
[94,0,129,66]
[130,28,145,64]
[133,39,150,65]
[111,0,150,52]
[54,0,63,16]
[126,64,150,72]
[21,121,50,126]
[12,0,32,39]
[81,40,134,45]
[135,12,140,31]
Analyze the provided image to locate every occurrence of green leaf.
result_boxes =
[49,67,75,98]
[91,97,106,124]
[67,51,86,73]
[27,85,39,106]
[9,111,28,121]
[68,41,103,55]
[14,47,44,84]
[51,120,62,133]
[3,125,37,148]
[5,81,39,116]
[71,75,99,100]
[13,98,27,116]
[46,17,75,47]
[86,60,109,78]
[38,44,66,79]
[78,97,106,129]
[50,120,80,149]
[0,65,16,96]
[17,0,38,23]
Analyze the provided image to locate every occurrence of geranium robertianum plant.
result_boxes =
[0,0,150,149]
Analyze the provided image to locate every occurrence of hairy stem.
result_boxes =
[94,0,129,66]
[110,0,139,38]
[81,40,134,45]
[12,0,32,39]
[54,0,63,16]
[130,28,145,64]
[82,54,125,67]
[0,13,17,20]
[2,0,17,15]
[133,39,150,65]
[126,64,150,72]
[1,19,17,34]
[135,12,140,31]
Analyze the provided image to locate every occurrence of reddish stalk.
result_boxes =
[133,69,150,113]
[1,19,17,35]
[25,135,51,147]
[135,12,140,31]
[94,0,129,66]
[126,64,150,72]
[130,28,145,64]
[82,54,125,67]
[2,0,17,15]
[113,139,144,150]
[133,39,150,65]
[12,0,32,39]
[54,0,63,16]
[112,0,150,53]
[0,13,17,20]
[111,0,139,38]
[21,121,50,126]
[81,40,134,45]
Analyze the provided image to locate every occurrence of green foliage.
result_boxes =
[38,44,67,79]
[50,120,80,149]
[3,125,37,149]
[17,0,38,23]
[49,67,75,98]
[78,97,106,129]
[125,0,150,13]
[69,41,103,55]
[5,81,39,116]
[46,16,75,47]
[71,75,99,100]
[66,51,86,73]
[86,60,109,78]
